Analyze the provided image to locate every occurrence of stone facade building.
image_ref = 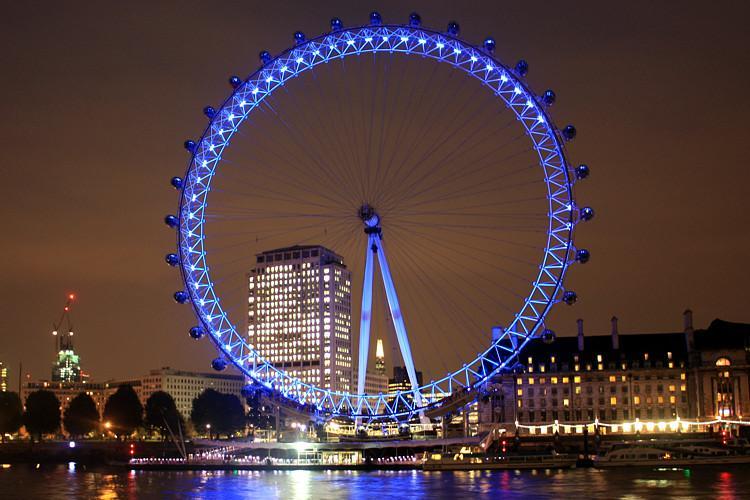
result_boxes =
[479,311,750,431]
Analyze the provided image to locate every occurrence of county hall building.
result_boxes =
[479,311,750,433]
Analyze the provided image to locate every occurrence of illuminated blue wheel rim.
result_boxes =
[174,22,585,420]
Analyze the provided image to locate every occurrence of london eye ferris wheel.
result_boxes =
[164,12,592,422]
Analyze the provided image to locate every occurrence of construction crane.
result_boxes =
[52,293,76,353]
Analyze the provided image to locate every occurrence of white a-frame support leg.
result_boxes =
[374,237,423,408]
[356,234,376,398]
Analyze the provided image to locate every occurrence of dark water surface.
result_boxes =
[1,464,749,499]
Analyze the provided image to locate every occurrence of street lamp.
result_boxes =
[206,423,211,439]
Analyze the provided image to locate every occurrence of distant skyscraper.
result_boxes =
[375,339,385,376]
[52,332,82,383]
[356,338,389,395]
[247,245,353,393]
[0,361,7,392]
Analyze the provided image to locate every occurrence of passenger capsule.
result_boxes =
[212,358,227,371]
[562,290,578,305]
[183,140,196,153]
[165,253,179,266]
[259,50,272,65]
[330,17,343,31]
[515,59,529,77]
[541,329,556,344]
[170,176,183,189]
[575,164,590,180]
[189,326,205,339]
[409,12,421,27]
[562,125,577,141]
[203,106,216,119]
[369,11,382,25]
[580,206,595,221]
[576,248,591,263]
[173,291,189,304]
[294,31,305,44]
[542,89,556,106]
[447,21,460,36]
[164,215,179,228]
[228,76,242,88]
[483,37,496,53]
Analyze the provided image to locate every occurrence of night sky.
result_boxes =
[2,1,749,391]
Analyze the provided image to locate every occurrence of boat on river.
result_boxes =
[422,452,577,471]
[594,440,750,468]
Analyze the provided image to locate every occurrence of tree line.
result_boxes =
[0,386,272,441]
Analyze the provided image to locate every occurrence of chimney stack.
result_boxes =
[611,316,620,350]
[684,309,695,351]
[577,318,584,351]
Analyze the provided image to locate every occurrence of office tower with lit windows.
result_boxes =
[247,245,353,393]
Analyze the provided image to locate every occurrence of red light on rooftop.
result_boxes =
[69,294,75,300]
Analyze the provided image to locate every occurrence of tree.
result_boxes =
[216,393,246,438]
[145,391,183,439]
[103,385,143,439]
[246,392,273,431]
[0,392,23,442]
[191,389,221,439]
[23,390,61,441]
[63,393,99,437]
[191,389,246,439]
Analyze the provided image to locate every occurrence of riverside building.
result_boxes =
[140,367,244,419]
[22,368,244,421]
[247,245,353,394]
[479,311,750,434]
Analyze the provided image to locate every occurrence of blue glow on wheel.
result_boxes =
[174,23,582,420]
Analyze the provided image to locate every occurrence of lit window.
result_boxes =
[528,378,535,385]
[610,397,617,406]
[609,375,616,383]
[573,376,581,384]
[716,357,731,367]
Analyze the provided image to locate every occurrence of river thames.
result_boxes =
[1,464,748,499]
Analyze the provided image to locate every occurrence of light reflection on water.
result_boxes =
[0,465,747,499]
